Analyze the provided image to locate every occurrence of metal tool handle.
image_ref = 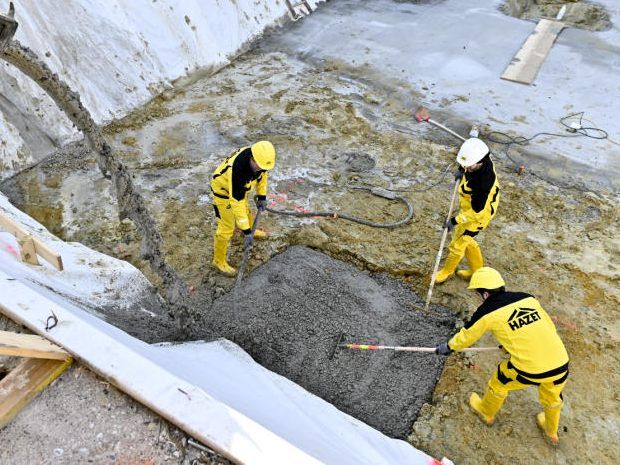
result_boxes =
[340,343,501,353]
[427,118,467,142]
[235,208,262,286]
[423,179,460,312]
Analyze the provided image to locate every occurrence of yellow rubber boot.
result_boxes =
[435,254,461,284]
[212,236,237,276]
[457,242,483,280]
[469,390,506,426]
[536,405,561,445]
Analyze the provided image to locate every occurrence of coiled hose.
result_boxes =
[266,186,413,228]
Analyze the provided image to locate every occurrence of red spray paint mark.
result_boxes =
[551,315,579,332]
[270,193,288,203]
[468,363,481,372]
[4,244,19,257]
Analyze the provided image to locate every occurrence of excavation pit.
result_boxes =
[204,246,456,439]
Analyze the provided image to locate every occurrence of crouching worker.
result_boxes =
[210,141,276,275]
[436,138,500,283]
[435,267,569,445]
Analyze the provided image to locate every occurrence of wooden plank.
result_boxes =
[0,211,63,271]
[0,357,72,429]
[32,238,64,271]
[0,211,29,238]
[0,274,325,465]
[17,234,39,266]
[501,19,565,85]
[0,330,70,361]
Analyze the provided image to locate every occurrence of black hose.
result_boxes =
[266,186,414,228]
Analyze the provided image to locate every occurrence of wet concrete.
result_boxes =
[201,246,455,438]
[1,1,618,463]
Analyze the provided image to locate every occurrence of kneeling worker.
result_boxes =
[436,267,569,444]
[211,141,276,275]
[436,138,500,283]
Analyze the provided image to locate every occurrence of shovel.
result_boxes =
[235,208,263,286]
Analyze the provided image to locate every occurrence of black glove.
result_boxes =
[255,195,267,212]
[435,342,452,355]
[454,168,464,181]
[242,230,254,250]
[443,218,456,231]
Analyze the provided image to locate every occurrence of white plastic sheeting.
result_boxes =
[0,189,451,464]
[0,0,323,178]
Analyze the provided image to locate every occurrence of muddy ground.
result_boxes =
[1,6,619,465]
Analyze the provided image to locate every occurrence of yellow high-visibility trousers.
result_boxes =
[436,223,483,282]
[446,223,481,268]
[482,359,567,438]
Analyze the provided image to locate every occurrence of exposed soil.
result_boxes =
[0,357,232,465]
[0,4,619,464]
[501,0,612,31]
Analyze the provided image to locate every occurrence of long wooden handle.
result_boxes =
[423,179,460,312]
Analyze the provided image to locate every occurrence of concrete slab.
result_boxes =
[259,0,620,192]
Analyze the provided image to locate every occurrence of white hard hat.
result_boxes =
[456,138,490,167]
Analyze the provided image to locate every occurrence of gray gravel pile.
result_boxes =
[204,246,456,438]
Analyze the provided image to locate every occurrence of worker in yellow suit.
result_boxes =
[210,141,276,275]
[436,138,500,283]
[435,268,569,445]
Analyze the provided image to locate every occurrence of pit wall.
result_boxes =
[0,0,324,179]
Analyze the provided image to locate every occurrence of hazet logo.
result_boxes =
[507,307,540,331]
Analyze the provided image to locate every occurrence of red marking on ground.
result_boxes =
[428,458,443,465]
[551,315,579,331]
[293,205,312,213]
[3,244,19,257]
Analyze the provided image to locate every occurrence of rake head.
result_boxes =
[327,332,345,360]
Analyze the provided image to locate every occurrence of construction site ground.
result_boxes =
[1,1,619,464]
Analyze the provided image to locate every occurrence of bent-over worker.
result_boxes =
[210,141,275,275]
[436,267,569,444]
[436,138,500,284]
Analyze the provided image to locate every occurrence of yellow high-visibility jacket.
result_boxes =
[449,291,569,376]
[211,146,268,231]
[454,158,500,231]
